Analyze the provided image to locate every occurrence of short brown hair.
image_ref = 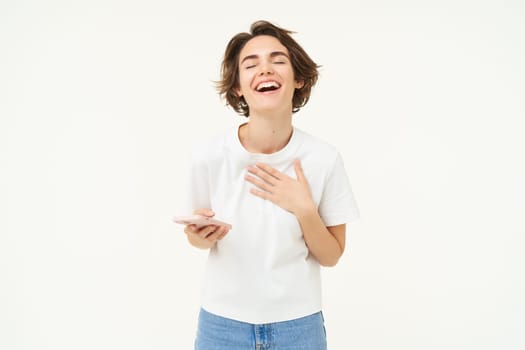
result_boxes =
[216,20,320,117]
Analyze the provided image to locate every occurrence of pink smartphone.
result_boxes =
[172,214,232,229]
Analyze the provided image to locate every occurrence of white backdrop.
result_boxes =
[1,1,524,349]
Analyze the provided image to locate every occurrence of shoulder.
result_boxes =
[190,127,235,163]
[295,128,341,165]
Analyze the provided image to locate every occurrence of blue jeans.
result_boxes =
[195,308,327,350]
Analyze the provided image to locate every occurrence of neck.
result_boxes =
[239,111,293,154]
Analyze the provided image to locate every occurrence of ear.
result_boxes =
[295,79,304,89]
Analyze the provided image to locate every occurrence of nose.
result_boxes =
[258,61,274,75]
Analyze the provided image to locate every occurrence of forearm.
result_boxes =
[295,207,344,267]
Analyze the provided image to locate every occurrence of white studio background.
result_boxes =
[1,1,524,349]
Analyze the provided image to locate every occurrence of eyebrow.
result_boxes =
[240,51,290,64]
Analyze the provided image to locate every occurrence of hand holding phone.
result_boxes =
[173,214,232,230]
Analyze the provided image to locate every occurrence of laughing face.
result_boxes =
[236,35,304,116]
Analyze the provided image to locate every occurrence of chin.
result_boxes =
[251,104,288,115]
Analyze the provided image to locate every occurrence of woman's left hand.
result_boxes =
[244,159,315,215]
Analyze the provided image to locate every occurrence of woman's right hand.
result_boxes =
[184,208,230,249]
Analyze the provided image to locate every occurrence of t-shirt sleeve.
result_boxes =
[318,152,360,227]
[183,146,211,214]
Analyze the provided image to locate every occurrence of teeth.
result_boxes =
[256,81,280,91]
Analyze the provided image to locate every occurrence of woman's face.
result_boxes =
[236,35,303,116]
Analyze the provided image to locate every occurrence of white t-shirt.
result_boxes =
[185,125,359,324]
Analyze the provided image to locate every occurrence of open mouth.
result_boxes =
[255,81,281,92]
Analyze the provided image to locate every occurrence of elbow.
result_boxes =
[318,246,345,267]
[319,259,339,267]
[320,260,338,267]
[318,254,342,267]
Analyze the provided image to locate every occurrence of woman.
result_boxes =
[183,20,360,350]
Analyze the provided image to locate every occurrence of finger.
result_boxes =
[205,227,225,241]
[198,225,218,238]
[250,187,273,201]
[254,163,282,180]
[193,208,215,217]
[247,165,278,185]
[215,227,230,241]
[294,159,306,183]
[245,174,273,192]
[184,224,198,235]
